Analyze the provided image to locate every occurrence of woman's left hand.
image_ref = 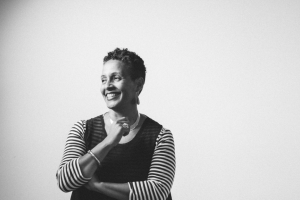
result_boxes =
[84,174,100,191]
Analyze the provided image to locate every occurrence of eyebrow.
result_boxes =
[101,72,122,77]
[111,72,121,76]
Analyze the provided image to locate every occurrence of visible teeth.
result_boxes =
[107,93,116,98]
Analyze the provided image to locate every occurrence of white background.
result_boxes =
[1,0,300,199]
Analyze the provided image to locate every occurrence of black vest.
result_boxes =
[71,115,172,200]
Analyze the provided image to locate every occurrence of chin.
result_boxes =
[106,101,120,109]
[106,103,116,109]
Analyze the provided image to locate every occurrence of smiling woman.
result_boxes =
[101,60,142,111]
[56,48,176,200]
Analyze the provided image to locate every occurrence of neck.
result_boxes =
[108,106,139,125]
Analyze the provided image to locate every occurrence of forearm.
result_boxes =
[79,138,114,178]
[57,158,91,192]
[129,128,176,200]
[79,118,130,178]
[94,182,130,200]
[57,121,92,192]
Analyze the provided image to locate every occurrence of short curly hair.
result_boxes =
[103,48,146,81]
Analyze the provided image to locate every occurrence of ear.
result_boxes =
[135,77,145,94]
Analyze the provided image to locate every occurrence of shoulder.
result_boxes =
[70,115,103,137]
[68,120,87,140]
[142,114,173,142]
[73,120,86,129]
[142,114,162,128]
[157,127,174,143]
[86,114,103,121]
[75,115,103,130]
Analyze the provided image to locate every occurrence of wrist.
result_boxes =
[103,135,118,147]
[94,182,104,193]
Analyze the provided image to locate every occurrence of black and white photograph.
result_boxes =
[1,0,300,199]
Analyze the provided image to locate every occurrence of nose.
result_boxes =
[104,79,114,90]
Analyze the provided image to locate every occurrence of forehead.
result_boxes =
[102,60,130,76]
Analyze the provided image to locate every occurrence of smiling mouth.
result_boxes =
[106,93,120,100]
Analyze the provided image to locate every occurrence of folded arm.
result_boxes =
[57,122,176,200]
[86,128,176,200]
[128,128,176,200]
[57,117,132,193]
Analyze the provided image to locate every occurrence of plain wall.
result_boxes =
[1,0,300,199]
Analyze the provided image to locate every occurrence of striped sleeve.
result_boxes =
[56,120,91,192]
[128,127,176,200]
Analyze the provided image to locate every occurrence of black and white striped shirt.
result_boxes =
[56,119,176,200]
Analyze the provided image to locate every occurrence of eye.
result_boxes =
[114,76,121,81]
[101,78,107,84]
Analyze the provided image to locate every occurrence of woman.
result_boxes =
[56,48,176,200]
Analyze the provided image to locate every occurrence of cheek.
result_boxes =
[100,85,105,95]
[126,88,137,98]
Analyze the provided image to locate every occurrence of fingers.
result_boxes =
[106,117,130,145]
[116,118,130,136]
[119,121,130,131]
[116,117,129,125]
[122,131,129,137]
[112,117,130,132]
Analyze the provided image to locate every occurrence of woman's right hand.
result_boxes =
[78,117,130,179]
[105,117,130,146]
